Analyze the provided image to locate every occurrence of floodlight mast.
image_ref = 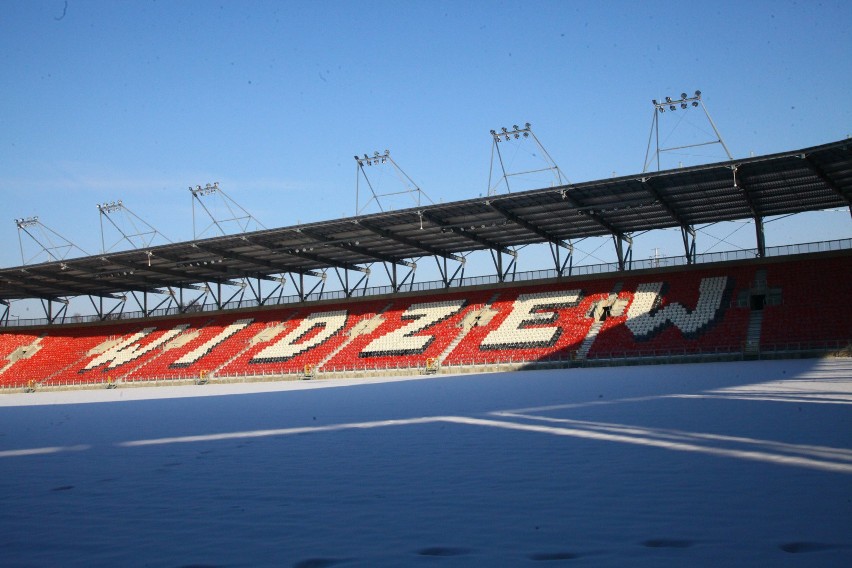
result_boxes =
[14,216,89,265]
[97,199,172,253]
[189,182,266,239]
[643,90,733,173]
[487,122,567,196]
[354,150,433,216]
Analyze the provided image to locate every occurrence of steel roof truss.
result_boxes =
[241,237,366,274]
[356,220,465,263]
[103,255,205,288]
[733,166,766,257]
[421,211,515,257]
[803,154,852,208]
[192,243,316,280]
[24,267,126,300]
[486,200,571,249]
[1,270,111,301]
[87,294,127,321]
[297,228,416,269]
[333,265,370,298]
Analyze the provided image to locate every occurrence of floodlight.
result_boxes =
[692,101,699,107]
[669,105,676,111]
[665,96,672,103]
[695,90,701,97]
[681,103,687,109]
[525,122,531,128]
[681,92,687,99]
[652,99,658,105]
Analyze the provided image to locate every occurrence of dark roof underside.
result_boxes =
[2,138,850,301]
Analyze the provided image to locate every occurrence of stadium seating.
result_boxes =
[0,252,848,388]
[758,256,852,349]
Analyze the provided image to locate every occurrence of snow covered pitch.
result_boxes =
[1,359,851,567]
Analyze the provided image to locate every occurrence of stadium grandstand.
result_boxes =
[1,138,850,390]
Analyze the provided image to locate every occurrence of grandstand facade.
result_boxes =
[0,138,850,389]
[1,249,849,389]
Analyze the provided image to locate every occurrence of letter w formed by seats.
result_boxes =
[626,277,729,339]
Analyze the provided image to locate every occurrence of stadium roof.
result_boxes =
[1,137,850,302]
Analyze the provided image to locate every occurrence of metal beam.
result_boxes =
[101,255,205,289]
[560,188,627,238]
[239,236,366,274]
[803,155,852,205]
[0,275,57,301]
[193,242,320,279]
[421,211,515,257]
[154,247,276,285]
[357,220,465,263]
[0,270,107,300]
[486,200,571,249]
[639,178,697,263]
[37,261,179,297]
[733,166,765,257]
[639,178,692,229]
[297,228,416,268]
[613,233,633,271]
[562,188,635,268]
[25,266,127,299]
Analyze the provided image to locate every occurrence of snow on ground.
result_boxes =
[1,359,851,567]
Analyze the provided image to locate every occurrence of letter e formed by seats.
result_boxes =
[480,290,581,350]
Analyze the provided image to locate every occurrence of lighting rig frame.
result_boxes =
[487,122,567,196]
[643,90,733,173]
[190,182,267,240]
[354,150,433,216]
[98,199,172,254]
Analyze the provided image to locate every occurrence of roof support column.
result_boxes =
[291,272,327,302]
[218,280,248,309]
[133,289,174,317]
[253,275,286,307]
[88,294,125,321]
[754,216,766,258]
[334,267,370,298]
[0,301,9,326]
[682,226,697,264]
[41,298,68,325]
[383,261,416,293]
[179,287,209,314]
[491,248,517,282]
[734,166,765,258]
[215,281,223,310]
[550,241,574,276]
[436,256,465,289]
[613,234,633,271]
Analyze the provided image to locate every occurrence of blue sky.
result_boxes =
[2,0,850,275]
